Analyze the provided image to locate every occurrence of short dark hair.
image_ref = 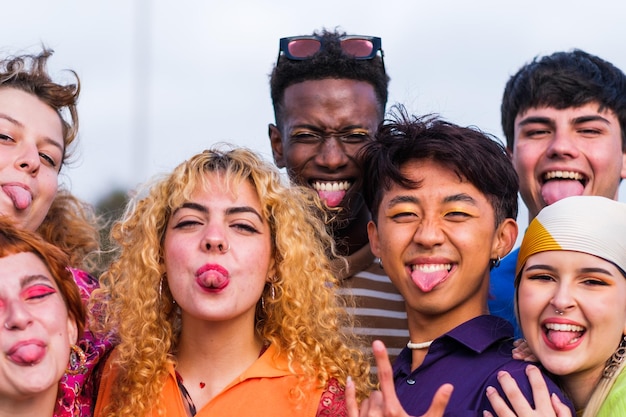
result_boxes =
[501,49,626,150]
[361,107,519,225]
[269,28,389,127]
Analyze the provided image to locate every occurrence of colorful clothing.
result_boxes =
[488,247,521,337]
[95,344,346,417]
[55,268,113,417]
[337,250,409,364]
[392,315,576,416]
[596,367,626,416]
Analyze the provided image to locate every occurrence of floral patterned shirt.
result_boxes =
[55,268,113,417]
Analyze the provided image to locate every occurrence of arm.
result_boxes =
[483,365,571,417]
[346,340,453,417]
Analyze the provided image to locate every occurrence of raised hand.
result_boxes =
[346,340,453,417]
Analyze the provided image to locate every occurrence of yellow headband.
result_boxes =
[517,196,626,277]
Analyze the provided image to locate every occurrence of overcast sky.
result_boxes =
[2,0,625,230]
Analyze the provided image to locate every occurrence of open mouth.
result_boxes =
[311,181,352,207]
[409,263,452,293]
[544,322,586,349]
[540,171,588,205]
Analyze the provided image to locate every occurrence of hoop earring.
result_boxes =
[603,334,626,379]
[67,344,87,375]
[490,256,501,269]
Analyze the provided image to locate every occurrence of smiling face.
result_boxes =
[0,251,77,402]
[511,103,626,220]
[269,78,381,210]
[368,159,516,327]
[0,88,64,232]
[518,250,626,384]
[163,175,273,327]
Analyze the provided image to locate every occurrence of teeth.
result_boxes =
[545,323,585,332]
[411,264,451,272]
[544,171,584,181]
[312,181,351,191]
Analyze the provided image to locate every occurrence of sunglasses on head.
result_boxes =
[277,35,384,66]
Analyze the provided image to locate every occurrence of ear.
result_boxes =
[491,218,518,259]
[268,124,286,168]
[620,150,626,180]
[67,315,78,345]
[367,220,381,257]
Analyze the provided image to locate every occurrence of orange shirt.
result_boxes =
[95,344,323,417]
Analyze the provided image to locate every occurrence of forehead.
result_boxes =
[515,103,620,125]
[281,78,382,125]
[0,251,55,288]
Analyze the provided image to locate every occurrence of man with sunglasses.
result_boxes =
[268,29,409,364]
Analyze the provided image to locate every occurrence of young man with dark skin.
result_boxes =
[268,29,409,361]
[489,49,626,336]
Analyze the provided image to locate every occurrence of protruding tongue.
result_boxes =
[2,185,32,210]
[547,329,581,349]
[198,270,229,290]
[8,344,45,365]
[541,180,584,206]
[411,269,448,293]
[317,190,346,208]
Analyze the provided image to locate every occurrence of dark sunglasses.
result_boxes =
[277,35,384,68]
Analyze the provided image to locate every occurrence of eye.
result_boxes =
[0,133,14,142]
[339,130,371,144]
[526,273,555,282]
[389,211,418,222]
[291,131,323,144]
[444,210,472,220]
[39,152,58,168]
[173,219,203,229]
[230,222,260,234]
[23,284,57,301]
[581,277,609,286]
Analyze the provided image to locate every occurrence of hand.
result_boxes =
[512,339,537,362]
[346,340,453,417]
[483,365,571,417]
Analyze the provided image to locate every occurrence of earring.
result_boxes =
[377,257,384,269]
[491,256,501,269]
[67,344,87,375]
[270,283,276,300]
[603,334,626,379]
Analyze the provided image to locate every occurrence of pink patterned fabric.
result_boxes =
[54,268,113,417]
[316,378,346,417]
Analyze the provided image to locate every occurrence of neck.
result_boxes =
[329,195,371,256]
[0,390,56,417]
[176,312,264,405]
[560,368,604,412]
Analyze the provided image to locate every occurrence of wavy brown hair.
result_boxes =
[92,145,373,417]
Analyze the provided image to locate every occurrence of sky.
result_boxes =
[2,0,626,232]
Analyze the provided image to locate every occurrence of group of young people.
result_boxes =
[0,28,624,417]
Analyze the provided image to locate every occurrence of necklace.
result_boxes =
[407,340,434,349]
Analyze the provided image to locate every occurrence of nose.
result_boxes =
[202,228,230,254]
[412,219,445,248]
[550,281,576,314]
[3,300,33,331]
[15,143,41,175]
[315,137,349,171]
[546,130,580,160]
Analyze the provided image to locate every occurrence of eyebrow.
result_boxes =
[386,193,476,207]
[0,113,64,154]
[175,202,264,222]
[517,114,612,128]
[524,264,615,276]
[20,274,54,288]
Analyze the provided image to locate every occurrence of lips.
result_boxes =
[7,340,46,365]
[196,264,230,291]
[543,321,585,350]
[2,184,32,210]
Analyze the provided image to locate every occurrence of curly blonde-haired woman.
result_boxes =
[92,146,373,417]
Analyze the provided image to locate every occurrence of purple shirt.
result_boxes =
[393,315,575,416]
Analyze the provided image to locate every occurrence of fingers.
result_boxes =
[485,385,516,417]
[550,393,573,417]
[346,376,360,417]
[372,340,410,417]
[524,364,552,411]
[511,339,537,362]
[420,383,453,417]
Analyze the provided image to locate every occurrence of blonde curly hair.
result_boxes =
[92,145,373,416]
